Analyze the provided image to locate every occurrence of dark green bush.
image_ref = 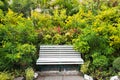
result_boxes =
[113,57,120,71]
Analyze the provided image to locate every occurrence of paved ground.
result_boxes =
[37,75,84,80]
[36,71,84,80]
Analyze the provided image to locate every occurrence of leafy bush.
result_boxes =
[74,1,120,79]
[25,67,34,80]
[38,27,80,45]
[113,57,120,71]
[0,9,37,71]
[31,12,53,28]
[4,43,36,69]
[92,55,108,68]
[80,61,90,74]
[0,72,14,80]
[0,9,37,44]
[13,69,25,78]
[118,72,120,76]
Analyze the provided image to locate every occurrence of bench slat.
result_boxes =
[40,52,79,54]
[40,48,74,50]
[40,56,80,58]
[36,58,84,65]
[40,49,76,52]
[40,45,73,47]
[37,62,83,64]
[39,54,80,55]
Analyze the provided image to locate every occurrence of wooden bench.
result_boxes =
[36,45,84,65]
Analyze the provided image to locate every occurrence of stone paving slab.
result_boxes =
[38,71,80,76]
[37,75,84,80]
[36,71,84,80]
[44,76,62,80]
[63,76,83,80]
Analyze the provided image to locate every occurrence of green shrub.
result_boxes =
[16,44,36,67]
[0,10,37,70]
[113,57,120,71]
[0,72,14,80]
[25,67,34,80]
[39,27,80,45]
[92,55,108,68]
[13,69,25,78]
[73,5,120,79]
[80,61,90,74]
[118,72,120,76]
[5,43,36,68]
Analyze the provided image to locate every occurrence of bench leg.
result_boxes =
[59,65,61,72]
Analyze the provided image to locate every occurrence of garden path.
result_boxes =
[36,71,84,80]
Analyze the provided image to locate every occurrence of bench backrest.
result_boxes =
[39,45,81,58]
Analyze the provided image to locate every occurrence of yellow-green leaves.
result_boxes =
[25,67,34,80]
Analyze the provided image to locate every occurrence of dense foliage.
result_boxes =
[113,57,120,71]
[0,9,37,70]
[25,67,34,80]
[74,1,120,79]
[0,0,120,79]
[0,72,14,80]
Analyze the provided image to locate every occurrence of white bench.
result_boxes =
[36,45,84,65]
